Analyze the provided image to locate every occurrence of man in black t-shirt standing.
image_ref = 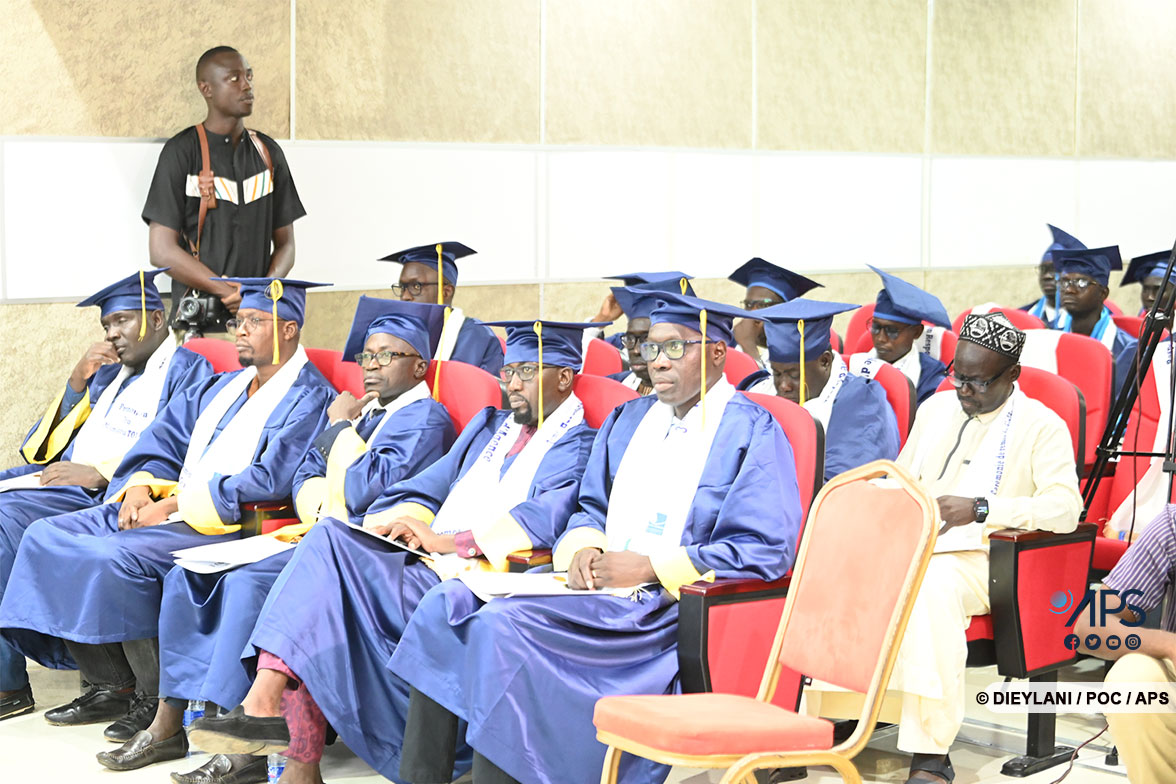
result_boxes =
[143,46,306,335]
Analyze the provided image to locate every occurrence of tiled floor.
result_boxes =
[1,661,1128,783]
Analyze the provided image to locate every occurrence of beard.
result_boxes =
[511,402,536,426]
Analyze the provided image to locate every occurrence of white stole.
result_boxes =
[176,346,309,493]
[803,352,848,432]
[1107,343,1176,538]
[604,378,736,554]
[430,393,585,535]
[435,308,468,363]
[70,337,178,469]
[850,348,921,390]
[358,380,431,445]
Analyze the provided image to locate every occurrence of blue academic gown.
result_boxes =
[388,393,802,784]
[1020,296,1058,328]
[245,406,595,782]
[0,363,333,666]
[825,374,901,481]
[914,352,948,406]
[156,396,455,710]
[451,318,504,375]
[0,347,211,676]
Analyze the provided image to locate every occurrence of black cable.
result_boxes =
[1047,723,1109,784]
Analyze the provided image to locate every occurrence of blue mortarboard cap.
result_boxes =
[648,291,756,345]
[605,271,695,296]
[1054,246,1122,287]
[1042,224,1086,263]
[728,258,822,302]
[343,296,446,362]
[77,269,167,318]
[482,320,606,369]
[378,242,476,286]
[611,283,686,321]
[757,300,860,364]
[869,265,951,328]
[1121,251,1175,287]
[222,277,329,327]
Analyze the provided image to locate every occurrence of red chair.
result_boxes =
[677,394,823,714]
[1111,314,1168,341]
[572,374,638,428]
[305,348,343,389]
[829,329,842,354]
[846,353,915,448]
[952,306,1046,333]
[582,338,623,377]
[1105,300,1123,316]
[596,461,937,784]
[496,334,507,353]
[425,360,503,434]
[724,349,761,387]
[843,303,874,354]
[1017,330,1111,471]
[183,337,242,373]
[333,359,365,396]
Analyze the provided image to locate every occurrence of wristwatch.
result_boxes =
[973,497,989,523]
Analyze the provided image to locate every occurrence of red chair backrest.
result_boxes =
[497,334,507,353]
[425,360,503,434]
[843,303,874,354]
[933,329,957,366]
[743,392,823,518]
[333,359,365,396]
[936,366,1085,466]
[572,374,638,428]
[183,337,243,373]
[305,348,342,389]
[581,338,623,377]
[846,353,915,448]
[723,349,760,387]
[1019,330,1111,469]
[829,328,842,353]
[952,306,1046,333]
[1105,299,1123,316]
[1111,315,1168,341]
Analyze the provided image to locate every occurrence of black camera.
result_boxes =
[174,290,229,341]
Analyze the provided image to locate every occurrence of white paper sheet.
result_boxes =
[457,571,653,603]
[171,536,295,574]
[0,473,46,492]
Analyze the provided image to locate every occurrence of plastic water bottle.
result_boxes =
[182,700,206,757]
[267,753,287,783]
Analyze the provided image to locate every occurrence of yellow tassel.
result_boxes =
[433,244,446,402]
[680,277,688,295]
[535,321,544,430]
[798,319,806,407]
[138,270,147,340]
[436,244,445,306]
[268,279,284,364]
[700,309,707,429]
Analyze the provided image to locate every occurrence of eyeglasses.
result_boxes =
[638,339,707,361]
[500,364,544,382]
[355,351,421,367]
[226,316,279,332]
[618,332,649,349]
[867,318,904,341]
[740,298,778,311]
[946,367,1011,393]
[390,281,439,297]
[1058,276,1097,292]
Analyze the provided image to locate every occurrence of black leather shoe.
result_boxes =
[44,686,135,726]
[188,706,290,756]
[0,685,34,721]
[96,729,189,771]
[103,694,159,742]
[170,753,269,784]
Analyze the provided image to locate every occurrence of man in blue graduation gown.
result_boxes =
[95,298,456,775]
[0,278,333,743]
[607,281,693,395]
[728,257,821,368]
[850,265,951,406]
[389,292,802,784]
[187,320,599,784]
[588,271,694,352]
[1052,246,1138,397]
[0,270,211,721]
[1121,249,1175,316]
[1021,224,1085,327]
[750,299,900,480]
[379,242,503,374]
